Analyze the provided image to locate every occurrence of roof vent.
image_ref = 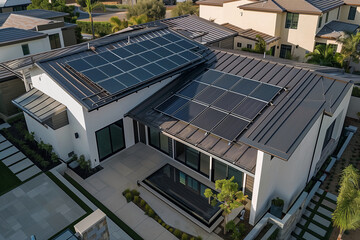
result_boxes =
[127,36,131,44]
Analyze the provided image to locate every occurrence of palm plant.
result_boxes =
[306,44,342,68]
[337,32,360,72]
[109,16,128,33]
[332,165,360,240]
[83,0,105,39]
[128,14,149,26]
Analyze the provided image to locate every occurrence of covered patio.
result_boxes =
[66,143,225,240]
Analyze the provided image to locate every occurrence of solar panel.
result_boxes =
[129,68,153,82]
[127,55,149,67]
[212,92,245,112]
[82,68,107,82]
[67,59,92,72]
[123,43,147,54]
[231,78,260,95]
[98,64,123,77]
[178,82,208,99]
[196,70,224,85]
[115,73,140,87]
[249,84,281,102]
[176,40,197,49]
[113,59,136,72]
[83,55,107,66]
[99,51,119,62]
[166,43,184,53]
[213,74,241,90]
[140,39,159,49]
[168,55,188,65]
[157,95,189,115]
[152,47,173,57]
[194,86,225,105]
[232,97,267,120]
[173,101,207,122]
[111,48,132,58]
[143,63,167,76]
[179,51,200,61]
[140,51,162,62]
[97,78,126,94]
[163,33,182,42]
[212,115,249,141]
[157,59,178,70]
[151,36,171,45]
[191,108,227,131]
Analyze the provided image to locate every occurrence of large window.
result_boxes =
[96,120,125,161]
[325,12,329,23]
[348,6,357,20]
[323,120,335,150]
[49,33,61,49]
[285,13,299,29]
[175,141,210,177]
[21,44,30,56]
[318,16,323,28]
[212,159,244,190]
[148,127,170,155]
[279,44,292,59]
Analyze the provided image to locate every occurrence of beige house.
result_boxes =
[198,0,360,61]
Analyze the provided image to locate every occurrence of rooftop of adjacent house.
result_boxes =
[222,23,280,44]
[240,0,345,15]
[344,0,360,6]
[127,47,352,173]
[196,0,238,6]
[0,0,30,8]
[0,27,47,47]
[35,25,209,111]
[0,64,18,82]
[0,9,69,25]
[0,14,63,30]
[316,20,360,39]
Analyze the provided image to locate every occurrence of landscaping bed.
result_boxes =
[68,154,103,179]
[0,161,21,195]
[123,188,202,240]
[0,115,60,171]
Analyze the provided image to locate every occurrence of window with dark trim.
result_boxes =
[285,13,299,29]
[323,120,335,150]
[175,141,210,177]
[21,44,30,55]
[133,120,139,144]
[325,12,329,22]
[337,7,340,19]
[96,119,125,161]
[318,16,323,28]
[212,159,243,190]
[279,44,292,59]
[49,33,61,49]
[246,44,252,49]
[348,6,356,20]
[148,126,170,155]
[237,42,242,48]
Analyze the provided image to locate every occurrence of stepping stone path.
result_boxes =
[0,134,41,182]
[291,189,337,239]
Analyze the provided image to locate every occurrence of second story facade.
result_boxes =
[198,0,360,61]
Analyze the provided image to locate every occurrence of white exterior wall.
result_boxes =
[339,5,360,24]
[249,86,352,225]
[199,5,225,23]
[347,96,360,119]
[40,28,65,48]
[0,37,51,62]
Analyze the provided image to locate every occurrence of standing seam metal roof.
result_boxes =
[0,27,47,47]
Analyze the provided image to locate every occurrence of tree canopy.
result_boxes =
[109,16,128,33]
[28,0,75,21]
[171,1,199,18]
[337,32,360,72]
[127,0,166,21]
[306,44,342,68]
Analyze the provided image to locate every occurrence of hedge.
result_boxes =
[76,21,112,36]
[352,86,360,98]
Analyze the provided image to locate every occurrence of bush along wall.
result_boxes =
[76,21,112,36]
[122,189,203,240]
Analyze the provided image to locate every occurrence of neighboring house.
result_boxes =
[0,0,30,13]
[11,24,353,230]
[197,0,360,61]
[0,9,77,119]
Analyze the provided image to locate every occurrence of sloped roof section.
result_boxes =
[0,0,30,8]
[222,23,280,44]
[12,88,67,123]
[316,20,359,39]
[0,28,47,47]
[0,9,69,26]
[196,0,239,6]
[344,0,360,6]
[0,14,62,30]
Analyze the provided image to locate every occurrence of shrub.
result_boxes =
[133,196,140,204]
[40,160,50,168]
[127,0,166,20]
[76,21,112,36]
[140,199,146,207]
[271,197,284,206]
[123,189,131,196]
[181,233,188,240]
[131,189,140,196]
[51,152,59,163]
[165,225,170,229]
[147,209,155,218]
[174,229,182,238]
[125,192,133,203]
[196,236,202,240]
[169,228,173,233]
[158,219,162,224]
[145,204,151,212]
[162,222,166,227]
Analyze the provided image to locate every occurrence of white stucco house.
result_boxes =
[11,23,353,229]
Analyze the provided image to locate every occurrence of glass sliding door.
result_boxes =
[96,119,126,161]
[148,126,170,155]
[212,159,244,190]
[213,160,227,181]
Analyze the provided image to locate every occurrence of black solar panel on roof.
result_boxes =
[212,92,245,112]
[83,55,107,66]
[166,43,184,53]
[99,51,119,62]
[129,68,153,81]
[157,58,178,70]
[98,64,123,77]
[115,73,140,87]
[231,78,260,95]
[82,68,107,82]
[144,63,167,76]
[111,48,132,58]
[140,39,159,49]
[151,36,171,45]
[123,43,147,54]
[113,59,136,71]
[157,95,189,115]
[67,59,92,72]
[173,101,207,122]
[179,51,200,61]
[232,97,267,120]
[194,86,225,105]
[212,115,249,141]
[196,70,224,84]
[177,40,197,49]
[168,55,188,65]
[213,74,241,89]
[250,84,281,102]
[191,108,227,131]
[127,55,149,67]
[98,78,126,94]
[178,81,208,98]
[140,51,162,62]
[163,33,182,42]
[152,47,173,57]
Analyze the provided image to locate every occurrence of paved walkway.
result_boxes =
[66,143,222,240]
[291,189,337,240]
[0,134,41,182]
[0,174,85,240]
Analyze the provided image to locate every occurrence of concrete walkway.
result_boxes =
[0,134,41,182]
[291,188,337,240]
[66,143,222,240]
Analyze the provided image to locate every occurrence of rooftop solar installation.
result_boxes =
[65,33,202,96]
[155,69,282,141]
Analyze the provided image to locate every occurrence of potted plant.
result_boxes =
[270,197,284,218]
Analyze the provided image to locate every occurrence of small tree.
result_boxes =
[128,14,149,25]
[254,35,266,54]
[109,16,128,33]
[127,0,166,20]
[332,165,360,240]
[204,177,247,234]
[171,1,199,17]
[306,44,342,68]
[337,32,360,72]
[83,0,105,39]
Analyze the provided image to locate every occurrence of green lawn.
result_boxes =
[0,161,21,196]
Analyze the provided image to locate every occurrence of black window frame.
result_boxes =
[285,12,299,29]
[95,119,126,161]
[337,7,340,19]
[246,44,252,49]
[49,33,61,49]
[318,16,323,28]
[323,120,336,150]
[279,44,292,59]
[21,44,30,56]
[237,42,242,48]
[175,140,210,177]
[348,6,357,20]
[325,12,329,23]
[148,126,171,155]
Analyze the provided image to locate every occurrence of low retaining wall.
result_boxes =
[244,126,357,240]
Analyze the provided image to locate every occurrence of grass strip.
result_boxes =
[48,213,91,240]
[0,160,22,196]
[64,173,143,240]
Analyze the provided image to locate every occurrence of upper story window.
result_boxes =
[325,12,329,22]
[337,7,340,19]
[348,6,357,20]
[21,44,30,55]
[285,12,299,29]
[49,33,61,49]
[318,16,323,28]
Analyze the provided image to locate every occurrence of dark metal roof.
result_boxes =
[222,23,280,44]
[35,26,208,111]
[127,48,352,173]
[0,64,18,82]
[0,9,68,26]
[159,15,237,45]
[12,88,66,123]
[316,20,360,39]
[0,0,30,8]
[0,27,47,47]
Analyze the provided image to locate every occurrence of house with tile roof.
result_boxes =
[9,22,353,231]
[197,0,360,63]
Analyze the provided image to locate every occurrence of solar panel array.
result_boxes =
[156,69,282,141]
[65,33,202,95]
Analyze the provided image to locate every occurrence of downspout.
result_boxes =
[306,113,325,183]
